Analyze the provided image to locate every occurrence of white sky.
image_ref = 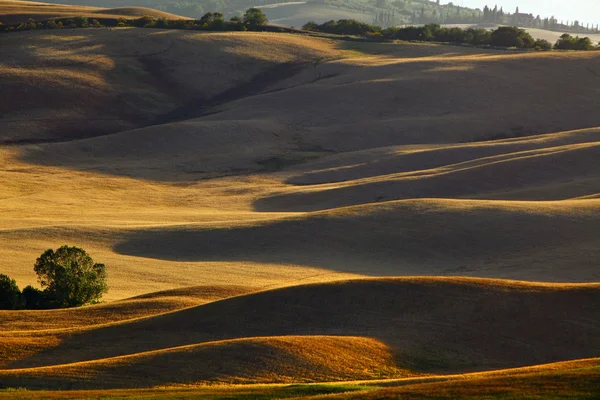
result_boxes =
[447,1,600,25]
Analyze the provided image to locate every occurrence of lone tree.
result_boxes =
[34,246,108,307]
[0,274,23,310]
[243,8,268,29]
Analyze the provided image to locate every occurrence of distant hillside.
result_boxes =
[18,0,599,35]
[0,0,189,24]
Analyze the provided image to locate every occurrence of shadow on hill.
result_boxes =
[255,141,600,212]
[13,40,600,181]
[283,129,600,186]
[5,278,600,387]
[113,200,600,281]
[1,28,320,146]
[0,336,406,389]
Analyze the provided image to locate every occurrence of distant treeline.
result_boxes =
[371,1,600,34]
[0,7,272,33]
[303,20,600,51]
[1,11,597,52]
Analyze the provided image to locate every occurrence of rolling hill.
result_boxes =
[1,8,600,397]
[3,278,600,373]
[0,0,190,24]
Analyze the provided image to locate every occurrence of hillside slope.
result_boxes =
[17,42,600,179]
[0,336,408,388]
[0,1,190,24]
[116,199,600,281]
[4,278,600,375]
[1,30,599,296]
[1,24,600,394]
[0,29,341,144]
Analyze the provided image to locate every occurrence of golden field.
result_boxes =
[1,7,599,397]
[0,0,190,25]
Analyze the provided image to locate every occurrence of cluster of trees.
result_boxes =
[481,4,599,34]
[366,1,600,34]
[0,246,107,310]
[0,16,101,32]
[303,20,599,51]
[554,33,596,50]
[0,8,269,33]
[134,8,268,30]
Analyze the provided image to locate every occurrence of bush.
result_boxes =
[302,21,319,31]
[34,245,108,308]
[490,26,535,48]
[0,274,23,310]
[365,31,384,41]
[134,15,155,27]
[72,16,88,28]
[554,34,595,50]
[534,38,552,50]
[464,28,491,46]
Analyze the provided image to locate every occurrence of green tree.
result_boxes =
[534,38,552,50]
[554,34,594,50]
[243,8,268,29]
[490,26,535,48]
[33,246,108,308]
[0,274,23,310]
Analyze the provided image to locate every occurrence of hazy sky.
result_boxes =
[447,1,600,25]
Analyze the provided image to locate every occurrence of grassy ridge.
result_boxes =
[3,278,600,381]
[1,358,599,398]
[0,1,189,25]
[0,336,409,389]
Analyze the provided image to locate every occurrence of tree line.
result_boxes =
[368,1,599,34]
[481,5,599,34]
[0,8,269,33]
[303,20,600,51]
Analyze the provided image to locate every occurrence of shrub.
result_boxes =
[302,21,319,31]
[72,16,88,28]
[134,15,155,27]
[0,274,23,310]
[490,26,535,48]
[534,39,552,50]
[554,34,594,50]
[463,28,491,46]
[34,245,108,308]
[365,31,384,41]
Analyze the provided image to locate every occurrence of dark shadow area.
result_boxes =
[113,201,600,281]
[284,129,600,186]
[256,144,600,212]
[0,28,310,145]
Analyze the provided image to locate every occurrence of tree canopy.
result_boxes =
[0,274,23,310]
[490,26,535,48]
[33,246,108,308]
[243,8,268,29]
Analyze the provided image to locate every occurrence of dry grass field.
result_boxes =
[0,0,189,24]
[1,5,600,397]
